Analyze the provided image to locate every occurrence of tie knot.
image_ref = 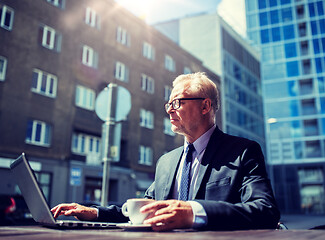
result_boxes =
[187,144,195,153]
[185,144,195,163]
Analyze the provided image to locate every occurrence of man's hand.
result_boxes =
[51,203,97,221]
[140,200,193,231]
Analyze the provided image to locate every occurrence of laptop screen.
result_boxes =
[10,153,56,225]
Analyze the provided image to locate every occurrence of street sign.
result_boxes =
[95,84,131,122]
[70,167,82,186]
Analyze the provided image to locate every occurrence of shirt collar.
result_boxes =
[184,124,216,155]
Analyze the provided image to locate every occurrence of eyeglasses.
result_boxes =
[164,98,205,113]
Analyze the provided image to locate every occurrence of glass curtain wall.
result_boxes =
[246,0,325,214]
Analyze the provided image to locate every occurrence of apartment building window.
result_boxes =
[299,78,313,95]
[141,74,154,94]
[164,118,175,136]
[321,97,325,114]
[75,85,95,110]
[31,69,57,98]
[0,5,14,31]
[82,45,98,68]
[318,77,325,93]
[85,7,100,29]
[273,44,284,60]
[299,168,324,184]
[302,59,312,75]
[260,51,270,64]
[271,27,281,42]
[184,67,191,74]
[116,26,130,46]
[300,41,309,56]
[140,109,154,129]
[315,57,324,73]
[299,167,325,214]
[45,0,65,9]
[247,14,258,28]
[298,23,307,37]
[0,56,7,81]
[296,5,305,19]
[115,61,129,82]
[72,132,100,155]
[40,25,61,51]
[309,1,325,17]
[248,31,259,45]
[139,145,153,166]
[285,42,297,58]
[301,98,316,115]
[303,119,318,136]
[164,85,172,101]
[261,29,270,44]
[313,38,321,54]
[259,12,268,26]
[286,61,299,77]
[165,55,175,72]
[283,25,295,40]
[26,120,51,146]
[310,21,318,35]
[281,7,293,22]
[143,42,155,60]
[305,140,322,158]
[294,141,303,159]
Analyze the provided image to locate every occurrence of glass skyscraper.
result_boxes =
[246,0,325,214]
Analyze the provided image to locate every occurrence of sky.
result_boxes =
[115,0,247,36]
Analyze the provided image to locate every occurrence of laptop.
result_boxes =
[10,153,119,229]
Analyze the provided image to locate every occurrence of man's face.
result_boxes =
[167,84,203,138]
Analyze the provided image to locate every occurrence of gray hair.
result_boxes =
[173,72,220,113]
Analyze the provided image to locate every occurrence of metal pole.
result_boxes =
[100,84,117,206]
[101,122,111,206]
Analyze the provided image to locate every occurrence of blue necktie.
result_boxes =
[179,144,195,201]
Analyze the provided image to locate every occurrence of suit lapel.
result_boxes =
[161,147,183,200]
[193,127,223,198]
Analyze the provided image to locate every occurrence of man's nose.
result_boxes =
[166,104,175,114]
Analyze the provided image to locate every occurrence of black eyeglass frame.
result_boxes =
[165,97,205,112]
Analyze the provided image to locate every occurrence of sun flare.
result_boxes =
[115,0,155,21]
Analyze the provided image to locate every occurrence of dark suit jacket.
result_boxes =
[97,127,280,230]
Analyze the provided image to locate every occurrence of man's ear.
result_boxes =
[202,98,212,114]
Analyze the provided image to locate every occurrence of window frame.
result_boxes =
[31,69,58,98]
[46,0,65,9]
[116,26,130,46]
[0,5,14,31]
[82,45,98,68]
[115,61,129,82]
[184,67,191,74]
[164,85,172,101]
[143,42,155,60]
[0,56,7,81]
[85,7,100,29]
[71,132,101,155]
[140,109,154,129]
[165,55,175,72]
[139,145,153,166]
[75,85,95,110]
[25,120,51,147]
[141,74,155,94]
[41,25,61,51]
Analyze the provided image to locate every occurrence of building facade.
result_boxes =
[155,13,265,154]
[0,0,221,208]
[246,0,325,214]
